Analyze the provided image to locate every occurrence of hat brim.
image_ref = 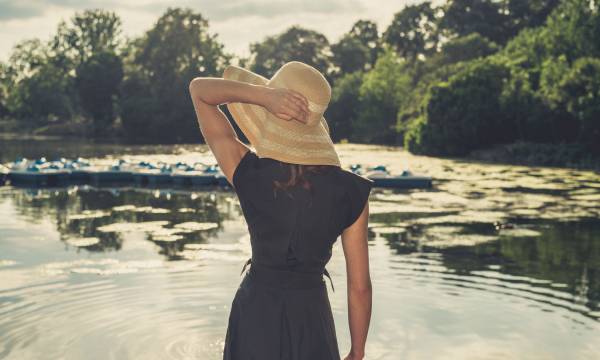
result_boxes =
[223,65,340,167]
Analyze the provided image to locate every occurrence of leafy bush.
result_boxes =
[405,58,511,155]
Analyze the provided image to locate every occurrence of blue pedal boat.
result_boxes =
[86,160,134,185]
[351,164,433,189]
[171,163,219,187]
[0,165,8,186]
[132,162,174,186]
[64,157,92,184]
[171,171,218,187]
[204,164,231,187]
[8,158,72,187]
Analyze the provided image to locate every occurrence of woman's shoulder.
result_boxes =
[335,167,375,189]
[232,149,260,191]
[333,167,374,231]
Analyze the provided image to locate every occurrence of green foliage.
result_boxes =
[499,26,549,84]
[0,62,10,118]
[326,71,364,142]
[4,39,50,84]
[439,0,510,44]
[9,62,75,126]
[383,2,439,60]
[543,0,600,61]
[330,36,370,75]
[355,48,411,144]
[249,26,330,78]
[120,7,230,142]
[500,66,559,143]
[51,9,123,69]
[347,20,382,70]
[439,0,560,45]
[75,51,123,136]
[405,58,511,155]
[407,0,600,157]
[536,55,580,141]
[439,33,499,65]
[119,71,161,141]
[558,57,600,147]
[2,10,124,132]
[330,20,382,78]
[3,39,76,126]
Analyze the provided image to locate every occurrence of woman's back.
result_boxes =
[232,149,374,273]
[223,148,373,360]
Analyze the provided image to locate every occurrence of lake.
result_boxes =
[1,138,599,359]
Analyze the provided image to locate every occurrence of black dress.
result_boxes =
[223,149,374,360]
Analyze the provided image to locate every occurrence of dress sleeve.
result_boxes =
[342,170,375,230]
[232,149,259,196]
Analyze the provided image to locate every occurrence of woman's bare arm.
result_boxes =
[188,70,310,186]
[341,201,372,360]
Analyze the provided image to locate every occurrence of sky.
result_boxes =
[0,0,423,62]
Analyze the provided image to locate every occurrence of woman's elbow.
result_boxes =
[349,279,372,294]
[188,77,203,96]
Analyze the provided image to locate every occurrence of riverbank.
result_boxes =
[467,141,600,171]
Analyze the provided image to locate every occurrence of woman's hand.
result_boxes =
[262,87,310,124]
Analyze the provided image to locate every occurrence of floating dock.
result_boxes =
[1,158,433,189]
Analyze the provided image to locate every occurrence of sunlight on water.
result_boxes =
[0,143,599,359]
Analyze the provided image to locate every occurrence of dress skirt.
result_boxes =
[223,260,341,360]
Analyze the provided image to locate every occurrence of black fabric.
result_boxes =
[224,149,373,360]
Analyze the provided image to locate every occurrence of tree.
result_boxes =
[543,0,600,61]
[439,0,509,44]
[249,26,331,78]
[503,0,561,37]
[10,63,75,126]
[355,48,412,144]
[383,2,439,60]
[330,20,382,78]
[555,58,600,148]
[500,65,557,143]
[3,39,49,84]
[330,36,370,75]
[51,9,123,70]
[3,39,75,126]
[0,62,10,118]
[405,58,512,156]
[439,33,499,65]
[120,7,231,142]
[347,20,382,69]
[75,51,123,136]
[326,71,364,141]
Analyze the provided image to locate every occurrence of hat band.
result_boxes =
[307,99,327,114]
[238,101,332,144]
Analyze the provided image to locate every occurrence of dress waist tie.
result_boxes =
[240,257,335,293]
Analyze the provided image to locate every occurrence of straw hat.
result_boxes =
[223,61,341,167]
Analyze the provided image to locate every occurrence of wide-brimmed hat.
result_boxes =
[223,61,341,167]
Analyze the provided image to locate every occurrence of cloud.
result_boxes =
[0,0,417,62]
[0,0,364,22]
[180,0,364,21]
[0,1,44,21]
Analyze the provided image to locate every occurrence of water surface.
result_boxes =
[1,140,599,359]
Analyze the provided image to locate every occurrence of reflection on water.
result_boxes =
[1,141,600,359]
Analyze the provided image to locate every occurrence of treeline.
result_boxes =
[0,1,598,158]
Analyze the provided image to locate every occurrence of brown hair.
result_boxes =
[273,163,336,199]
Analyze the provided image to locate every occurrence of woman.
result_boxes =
[189,61,373,360]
